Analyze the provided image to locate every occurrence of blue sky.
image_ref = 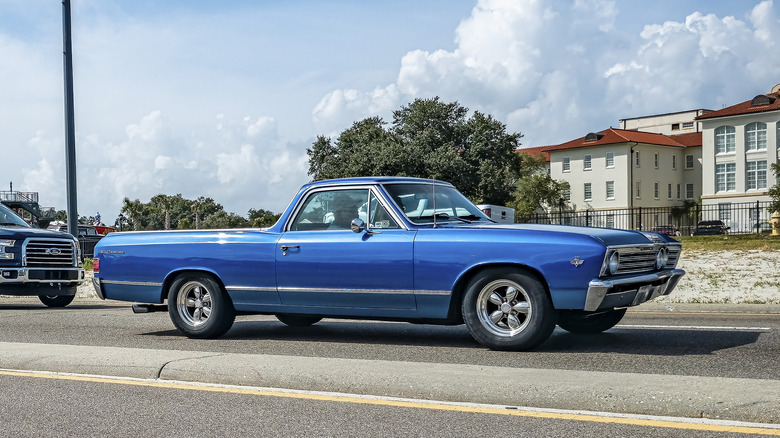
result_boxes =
[1,0,778,222]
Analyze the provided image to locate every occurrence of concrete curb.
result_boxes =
[1,341,778,424]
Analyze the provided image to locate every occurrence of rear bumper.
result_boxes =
[584,269,685,311]
[92,277,106,300]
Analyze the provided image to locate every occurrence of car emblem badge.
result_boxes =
[46,248,62,256]
[570,256,584,267]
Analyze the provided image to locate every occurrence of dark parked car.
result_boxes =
[692,220,730,236]
[651,225,680,237]
[48,224,105,259]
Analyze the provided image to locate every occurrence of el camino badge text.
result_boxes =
[100,250,125,254]
[570,256,584,267]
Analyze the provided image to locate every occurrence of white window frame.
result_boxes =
[562,156,570,172]
[685,154,694,169]
[715,126,736,154]
[635,151,640,167]
[583,154,592,171]
[686,183,694,199]
[716,162,736,192]
[606,181,615,200]
[653,153,659,169]
[605,151,614,168]
[635,181,641,199]
[667,183,672,199]
[746,160,768,190]
[746,122,767,151]
[672,155,677,170]
[654,182,659,199]
[584,182,592,201]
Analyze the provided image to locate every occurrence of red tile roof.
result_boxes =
[516,145,550,162]
[696,93,780,120]
[540,128,699,153]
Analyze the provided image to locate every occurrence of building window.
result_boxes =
[716,163,736,192]
[718,203,732,222]
[584,154,592,170]
[685,154,694,169]
[676,184,681,199]
[635,151,640,167]
[672,155,677,170]
[715,126,736,153]
[682,122,694,129]
[671,123,680,130]
[584,183,592,201]
[654,182,659,199]
[563,157,570,172]
[667,183,672,199]
[563,187,571,201]
[635,181,641,199]
[746,160,768,190]
[746,122,767,151]
[686,183,694,199]
[606,151,614,168]
[654,153,659,168]
[606,181,615,200]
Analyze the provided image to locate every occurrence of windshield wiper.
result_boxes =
[434,212,472,224]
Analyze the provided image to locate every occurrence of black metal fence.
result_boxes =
[519,201,773,236]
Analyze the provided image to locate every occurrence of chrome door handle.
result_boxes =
[280,245,299,251]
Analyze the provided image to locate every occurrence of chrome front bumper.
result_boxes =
[584,269,685,312]
[0,267,85,284]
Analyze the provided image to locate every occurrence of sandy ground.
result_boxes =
[67,250,780,304]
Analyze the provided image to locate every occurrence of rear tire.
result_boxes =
[276,315,322,327]
[462,268,557,351]
[557,308,627,334]
[168,273,235,338]
[39,294,75,307]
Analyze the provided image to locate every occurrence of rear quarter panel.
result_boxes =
[95,229,280,305]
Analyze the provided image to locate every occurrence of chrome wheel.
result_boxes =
[176,280,213,327]
[476,279,532,337]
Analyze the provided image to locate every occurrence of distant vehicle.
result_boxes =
[476,204,515,223]
[0,203,85,307]
[651,225,680,237]
[691,220,730,236]
[47,224,106,259]
[753,221,772,233]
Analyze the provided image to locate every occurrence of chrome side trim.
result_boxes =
[101,279,163,287]
[275,287,451,296]
[584,269,685,311]
[225,286,277,292]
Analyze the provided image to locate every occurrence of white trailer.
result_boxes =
[477,204,515,223]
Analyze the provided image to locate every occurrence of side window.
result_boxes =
[368,193,399,229]
[289,189,367,231]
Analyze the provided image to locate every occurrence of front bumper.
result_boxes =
[584,269,685,311]
[0,267,85,296]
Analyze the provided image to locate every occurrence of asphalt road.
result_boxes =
[1,297,779,435]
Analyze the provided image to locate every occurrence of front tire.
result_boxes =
[39,294,75,307]
[168,273,236,338]
[557,308,627,334]
[462,268,557,351]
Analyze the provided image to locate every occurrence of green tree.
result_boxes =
[200,211,248,229]
[508,152,570,218]
[306,97,525,205]
[121,198,146,231]
[248,208,281,228]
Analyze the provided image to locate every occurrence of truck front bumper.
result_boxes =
[584,269,685,311]
[0,267,85,295]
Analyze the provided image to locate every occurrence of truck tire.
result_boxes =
[168,272,236,339]
[39,294,75,307]
[462,268,557,351]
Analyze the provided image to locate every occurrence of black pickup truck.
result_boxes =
[0,203,85,307]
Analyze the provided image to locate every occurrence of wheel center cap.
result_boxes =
[500,302,512,313]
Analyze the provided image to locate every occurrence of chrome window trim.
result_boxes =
[378,181,488,227]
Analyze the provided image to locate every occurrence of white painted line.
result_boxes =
[616,324,771,332]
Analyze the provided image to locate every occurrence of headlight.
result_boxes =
[608,251,620,274]
[0,239,14,260]
[655,247,669,269]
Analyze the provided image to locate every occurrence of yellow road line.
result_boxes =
[1,369,778,436]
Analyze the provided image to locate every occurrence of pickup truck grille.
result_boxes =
[23,239,76,267]
[614,245,681,275]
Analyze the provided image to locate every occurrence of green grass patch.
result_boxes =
[82,258,94,271]
[676,234,780,251]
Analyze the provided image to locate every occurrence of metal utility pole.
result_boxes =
[62,0,78,237]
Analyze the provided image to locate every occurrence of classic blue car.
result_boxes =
[93,177,684,350]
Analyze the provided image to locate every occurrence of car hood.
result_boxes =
[454,222,671,246]
[0,225,77,241]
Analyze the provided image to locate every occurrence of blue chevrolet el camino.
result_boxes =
[93,177,684,350]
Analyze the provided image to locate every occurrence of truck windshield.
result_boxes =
[0,204,31,227]
[383,183,488,225]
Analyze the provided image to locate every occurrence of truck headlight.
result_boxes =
[608,251,620,274]
[0,239,14,260]
[655,247,669,269]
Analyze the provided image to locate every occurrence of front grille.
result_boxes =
[666,246,681,268]
[23,239,76,267]
[614,246,658,274]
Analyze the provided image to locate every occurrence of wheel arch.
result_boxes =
[447,263,552,322]
[161,268,228,303]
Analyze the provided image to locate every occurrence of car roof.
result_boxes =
[300,177,455,190]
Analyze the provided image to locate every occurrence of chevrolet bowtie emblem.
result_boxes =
[570,256,584,267]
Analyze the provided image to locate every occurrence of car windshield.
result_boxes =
[0,204,31,227]
[383,183,489,225]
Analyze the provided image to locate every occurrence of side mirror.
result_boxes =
[350,218,366,233]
